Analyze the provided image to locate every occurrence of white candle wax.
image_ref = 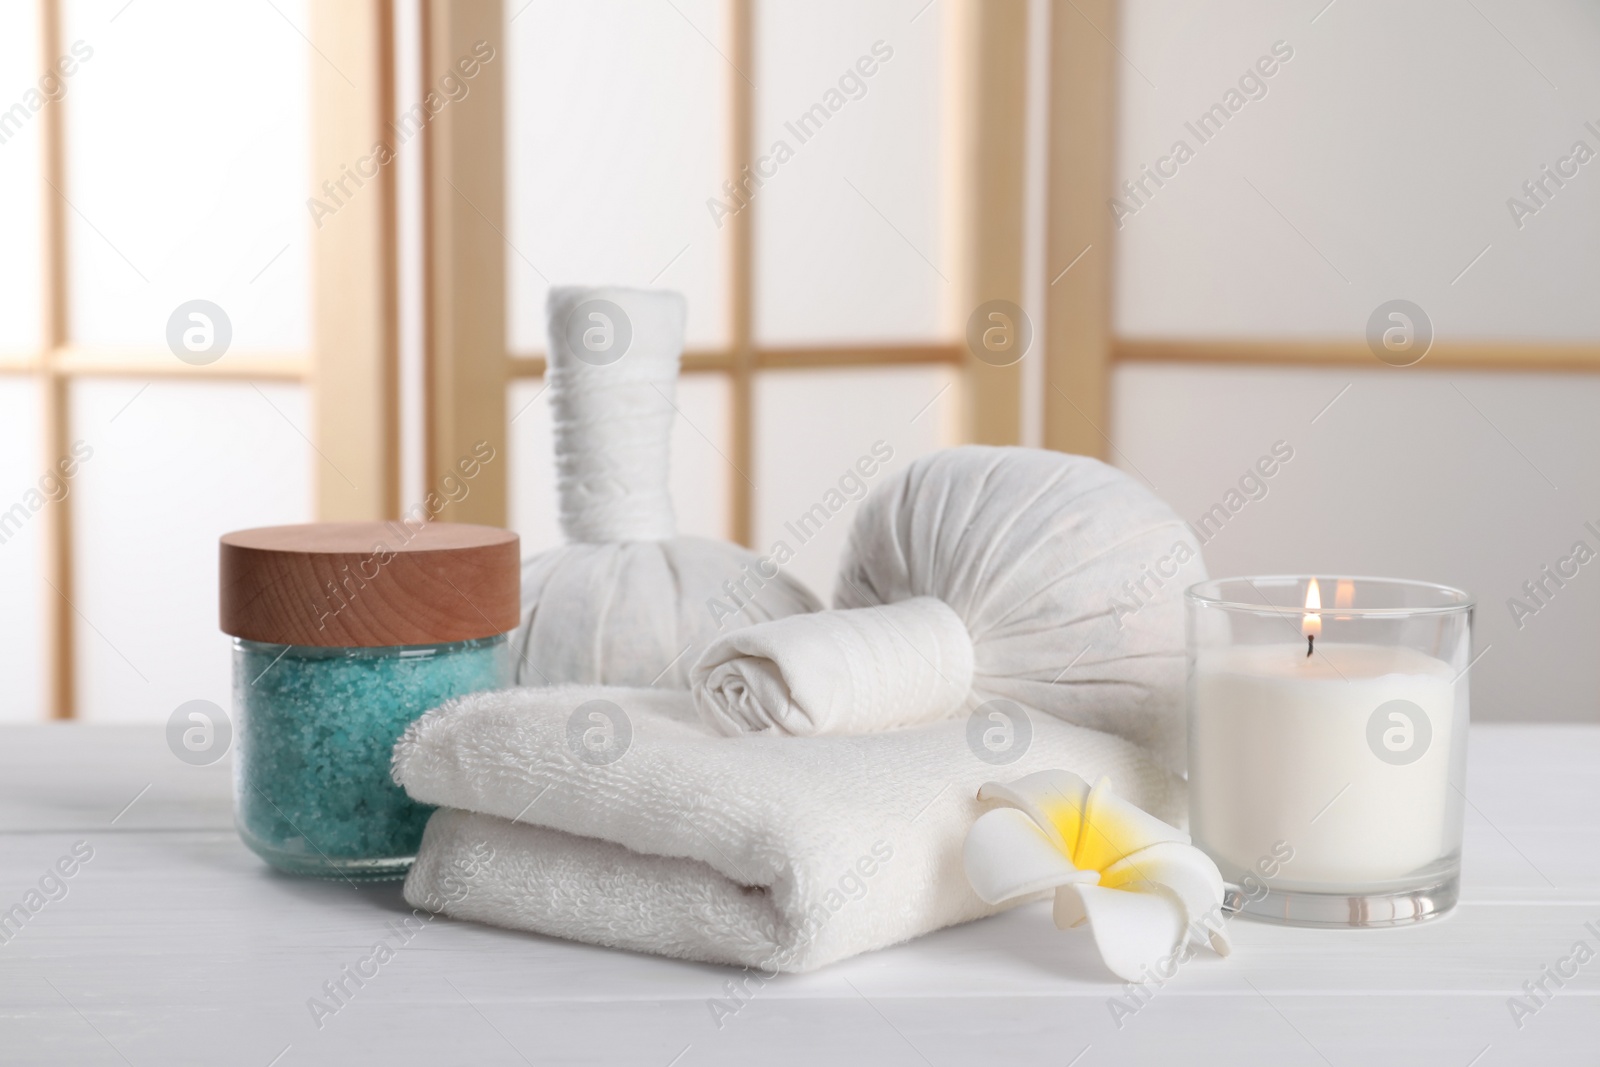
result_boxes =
[1191,643,1458,888]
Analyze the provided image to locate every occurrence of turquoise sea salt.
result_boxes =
[233,637,507,879]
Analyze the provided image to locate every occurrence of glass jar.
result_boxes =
[220,522,520,880]
[232,636,508,879]
[1186,575,1472,927]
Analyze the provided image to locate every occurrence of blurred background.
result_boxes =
[1,0,1597,725]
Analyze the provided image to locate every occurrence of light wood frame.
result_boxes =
[349,0,1600,558]
[948,0,1029,446]
[493,0,1009,543]
[37,0,70,721]
[1044,0,1116,457]
[1039,3,1600,458]
[421,0,507,526]
[310,0,401,522]
[10,0,395,718]
[20,0,1589,721]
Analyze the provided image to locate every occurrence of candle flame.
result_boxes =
[1302,578,1322,638]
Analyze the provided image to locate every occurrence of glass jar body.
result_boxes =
[232,635,508,879]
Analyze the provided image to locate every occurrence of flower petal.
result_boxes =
[964,807,1099,905]
[976,770,1093,855]
[1065,882,1187,983]
[1101,841,1230,955]
[1071,776,1189,872]
[1052,884,1088,929]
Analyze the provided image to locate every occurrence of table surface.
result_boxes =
[1,724,1596,1066]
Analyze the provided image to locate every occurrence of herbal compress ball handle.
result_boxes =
[546,286,683,543]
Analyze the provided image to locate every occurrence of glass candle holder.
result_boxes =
[1186,576,1472,927]
[220,522,519,880]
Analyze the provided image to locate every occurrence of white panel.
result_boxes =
[0,0,42,354]
[1115,0,1600,340]
[0,380,45,721]
[506,1,728,351]
[61,0,309,352]
[1113,363,1599,724]
[509,373,733,558]
[663,373,734,541]
[754,0,943,344]
[753,365,957,600]
[71,381,312,723]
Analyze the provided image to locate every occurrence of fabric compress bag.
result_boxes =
[693,446,1205,773]
[513,287,820,688]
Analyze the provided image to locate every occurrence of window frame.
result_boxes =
[12,0,395,718]
[25,0,1585,719]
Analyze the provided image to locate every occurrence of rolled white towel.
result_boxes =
[690,596,974,736]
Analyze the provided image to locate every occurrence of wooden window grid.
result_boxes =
[9,0,1592,718]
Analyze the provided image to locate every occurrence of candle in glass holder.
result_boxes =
[1186,576,1471,927]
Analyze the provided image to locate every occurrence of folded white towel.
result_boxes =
[393,684,1183,972]
[690,596,974,736]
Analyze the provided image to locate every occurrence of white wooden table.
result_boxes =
[1,724,1596,1065]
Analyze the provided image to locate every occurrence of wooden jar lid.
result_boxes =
[219,522,520,648]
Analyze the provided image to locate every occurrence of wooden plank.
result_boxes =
[43,336,1600,385]
[308,0,400,520]
[508,349,735,379]
[2,348,308,378]
[2,963,1596,1065]
[39,375,73,722]
[1115,337,1600,372]
[37,0,72,720]
[49,347,309,379]
[504,355,544,380]
[1043,0,1117,459]
[421,0,506,525]
[0,724,1597,1063]
[2,720,1593,879]
[726,0,755,546]
[947,0,1029,445]
[0,351,41,373]
[757,343,963,370]
[506,345,963,380]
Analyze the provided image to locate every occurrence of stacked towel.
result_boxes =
[394,685,1183,972]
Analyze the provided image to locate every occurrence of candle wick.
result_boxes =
[1306,634,1315,658]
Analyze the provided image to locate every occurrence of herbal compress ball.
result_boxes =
[512,287,820,688]
[833,446,1205,772]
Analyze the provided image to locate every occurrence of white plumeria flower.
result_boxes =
[963,769,1231,982]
